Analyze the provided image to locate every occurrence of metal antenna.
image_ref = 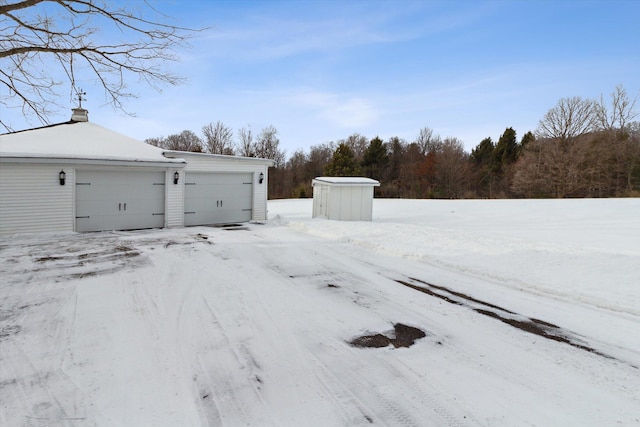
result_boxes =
[76,88,87,108]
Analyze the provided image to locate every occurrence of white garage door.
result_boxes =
[184,172,253,226]
[76,170,166,232]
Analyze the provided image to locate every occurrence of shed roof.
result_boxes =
[0,121,184,165]
[313,176,380,186]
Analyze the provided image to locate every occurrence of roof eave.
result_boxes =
[162,150,276,166]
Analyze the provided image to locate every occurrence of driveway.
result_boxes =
[1,222,639,426]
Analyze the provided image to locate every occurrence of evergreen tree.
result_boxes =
[471,137,494,166]
[519,131,535,157]
[470,137,495,197]
[324,143,361,176]
[494,127,518,166]
[362,136,388,179]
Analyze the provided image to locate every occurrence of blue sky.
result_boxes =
[4,0,639,155]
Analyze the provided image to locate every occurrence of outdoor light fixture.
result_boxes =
[173,171,179,185]
[259,172,264,184]
[59,170,66,185]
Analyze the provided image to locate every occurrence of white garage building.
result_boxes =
[0,109,274,235]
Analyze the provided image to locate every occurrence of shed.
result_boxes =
[312,177,380,221]
[0,109,274,235]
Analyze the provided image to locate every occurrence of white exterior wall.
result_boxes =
[174,155,271,221]
[312,181,376,221]
[165,168,184,228]
[1,163,182,235]
[0,150,271,235]
[329,186,374,221]
[0,163,75,234]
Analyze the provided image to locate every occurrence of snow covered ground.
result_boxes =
[1,198,639,426]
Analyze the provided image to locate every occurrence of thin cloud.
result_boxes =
[286,89,380,128]
[195,2,491,63]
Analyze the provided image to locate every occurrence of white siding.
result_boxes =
[362,186,374,221]
[254,169,268,221]
[0,163,74,234]
[312,179,377,221]
[166,168,184,228]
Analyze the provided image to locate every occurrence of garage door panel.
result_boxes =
[184,173,252,226]
[76,170,166,232]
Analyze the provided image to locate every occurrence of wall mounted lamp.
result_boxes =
[174,171,179,185]
[259,172,264,184]
[59,170,66,185]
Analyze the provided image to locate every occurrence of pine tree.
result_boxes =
[471,137,495,197]
[324,143,361,176]
[362,136,388,179]
[494,127,518,166]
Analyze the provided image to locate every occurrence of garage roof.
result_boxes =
[163,150,275,166]
[313,177,380,186]
[0,120,184,165]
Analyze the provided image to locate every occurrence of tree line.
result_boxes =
[145,122,286,168]
[145,85,639,199]
[269,85,638,199]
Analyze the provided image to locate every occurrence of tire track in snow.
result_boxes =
[1,338,79,426]
[194,294,276,426]
[311,340,473,427]
[305,350,379,426]
[255,242,470,425]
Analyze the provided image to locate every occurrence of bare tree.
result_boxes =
[414,126,442,155]
[512,135,599,198]
[145,130,202,152]
[144,136,164,148]
[1,0,198,131]
[307,142,334,177]
[435,137,469,198]
[202,121,234,155]
[536,96,597,144]
[283,149,310,198]
[595,85,638,138]
[339,133,368,163]
[592,85,640,194]
[237,126,254,157]
[255,125,285,167]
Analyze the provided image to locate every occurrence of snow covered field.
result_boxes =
[1,198,639,426]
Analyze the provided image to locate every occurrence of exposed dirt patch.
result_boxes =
[349,323,426,349]
[396,277,624,363]
[35,256,64,263]
[164,234,213,247]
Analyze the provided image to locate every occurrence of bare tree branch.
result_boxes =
[1,0,202,131]
[536,96,597,145]
[596,84,638,138]
[202,121,235,155]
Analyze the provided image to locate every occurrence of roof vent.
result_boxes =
[71,108,89,122]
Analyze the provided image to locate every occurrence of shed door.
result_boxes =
[312,184,329,218]
[184,173,253,226]
[76,170,165,232]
